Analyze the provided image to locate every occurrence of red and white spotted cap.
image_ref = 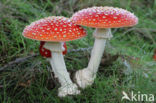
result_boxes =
[71,6,138,28]
[39,41,67,58]
[23,16,87,41]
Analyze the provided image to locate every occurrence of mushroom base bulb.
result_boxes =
[75,68,95,89]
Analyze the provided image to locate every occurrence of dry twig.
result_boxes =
[0,47,93,71]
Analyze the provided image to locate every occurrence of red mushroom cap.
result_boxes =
[62,42,67,55]
[71,7,138,28]
[153,49,156,61]
[39,41,67,58]
[23,16,87,41]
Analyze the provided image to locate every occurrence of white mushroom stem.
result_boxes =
[44,42,80,97]
[75,28,112,88]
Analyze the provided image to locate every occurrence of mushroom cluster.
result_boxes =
[22,7,138,97]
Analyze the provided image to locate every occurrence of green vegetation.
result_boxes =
[0,0,156,103]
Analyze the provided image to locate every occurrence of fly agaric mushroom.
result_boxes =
[22,16,87,97]
[71,6,138,88]
[153,49,156,61]
[39,41,67,58]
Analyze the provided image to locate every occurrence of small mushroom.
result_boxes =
[22,16,87,97]
[153,49,156,61]
[39,41,67,58]
[71,6,138,88]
